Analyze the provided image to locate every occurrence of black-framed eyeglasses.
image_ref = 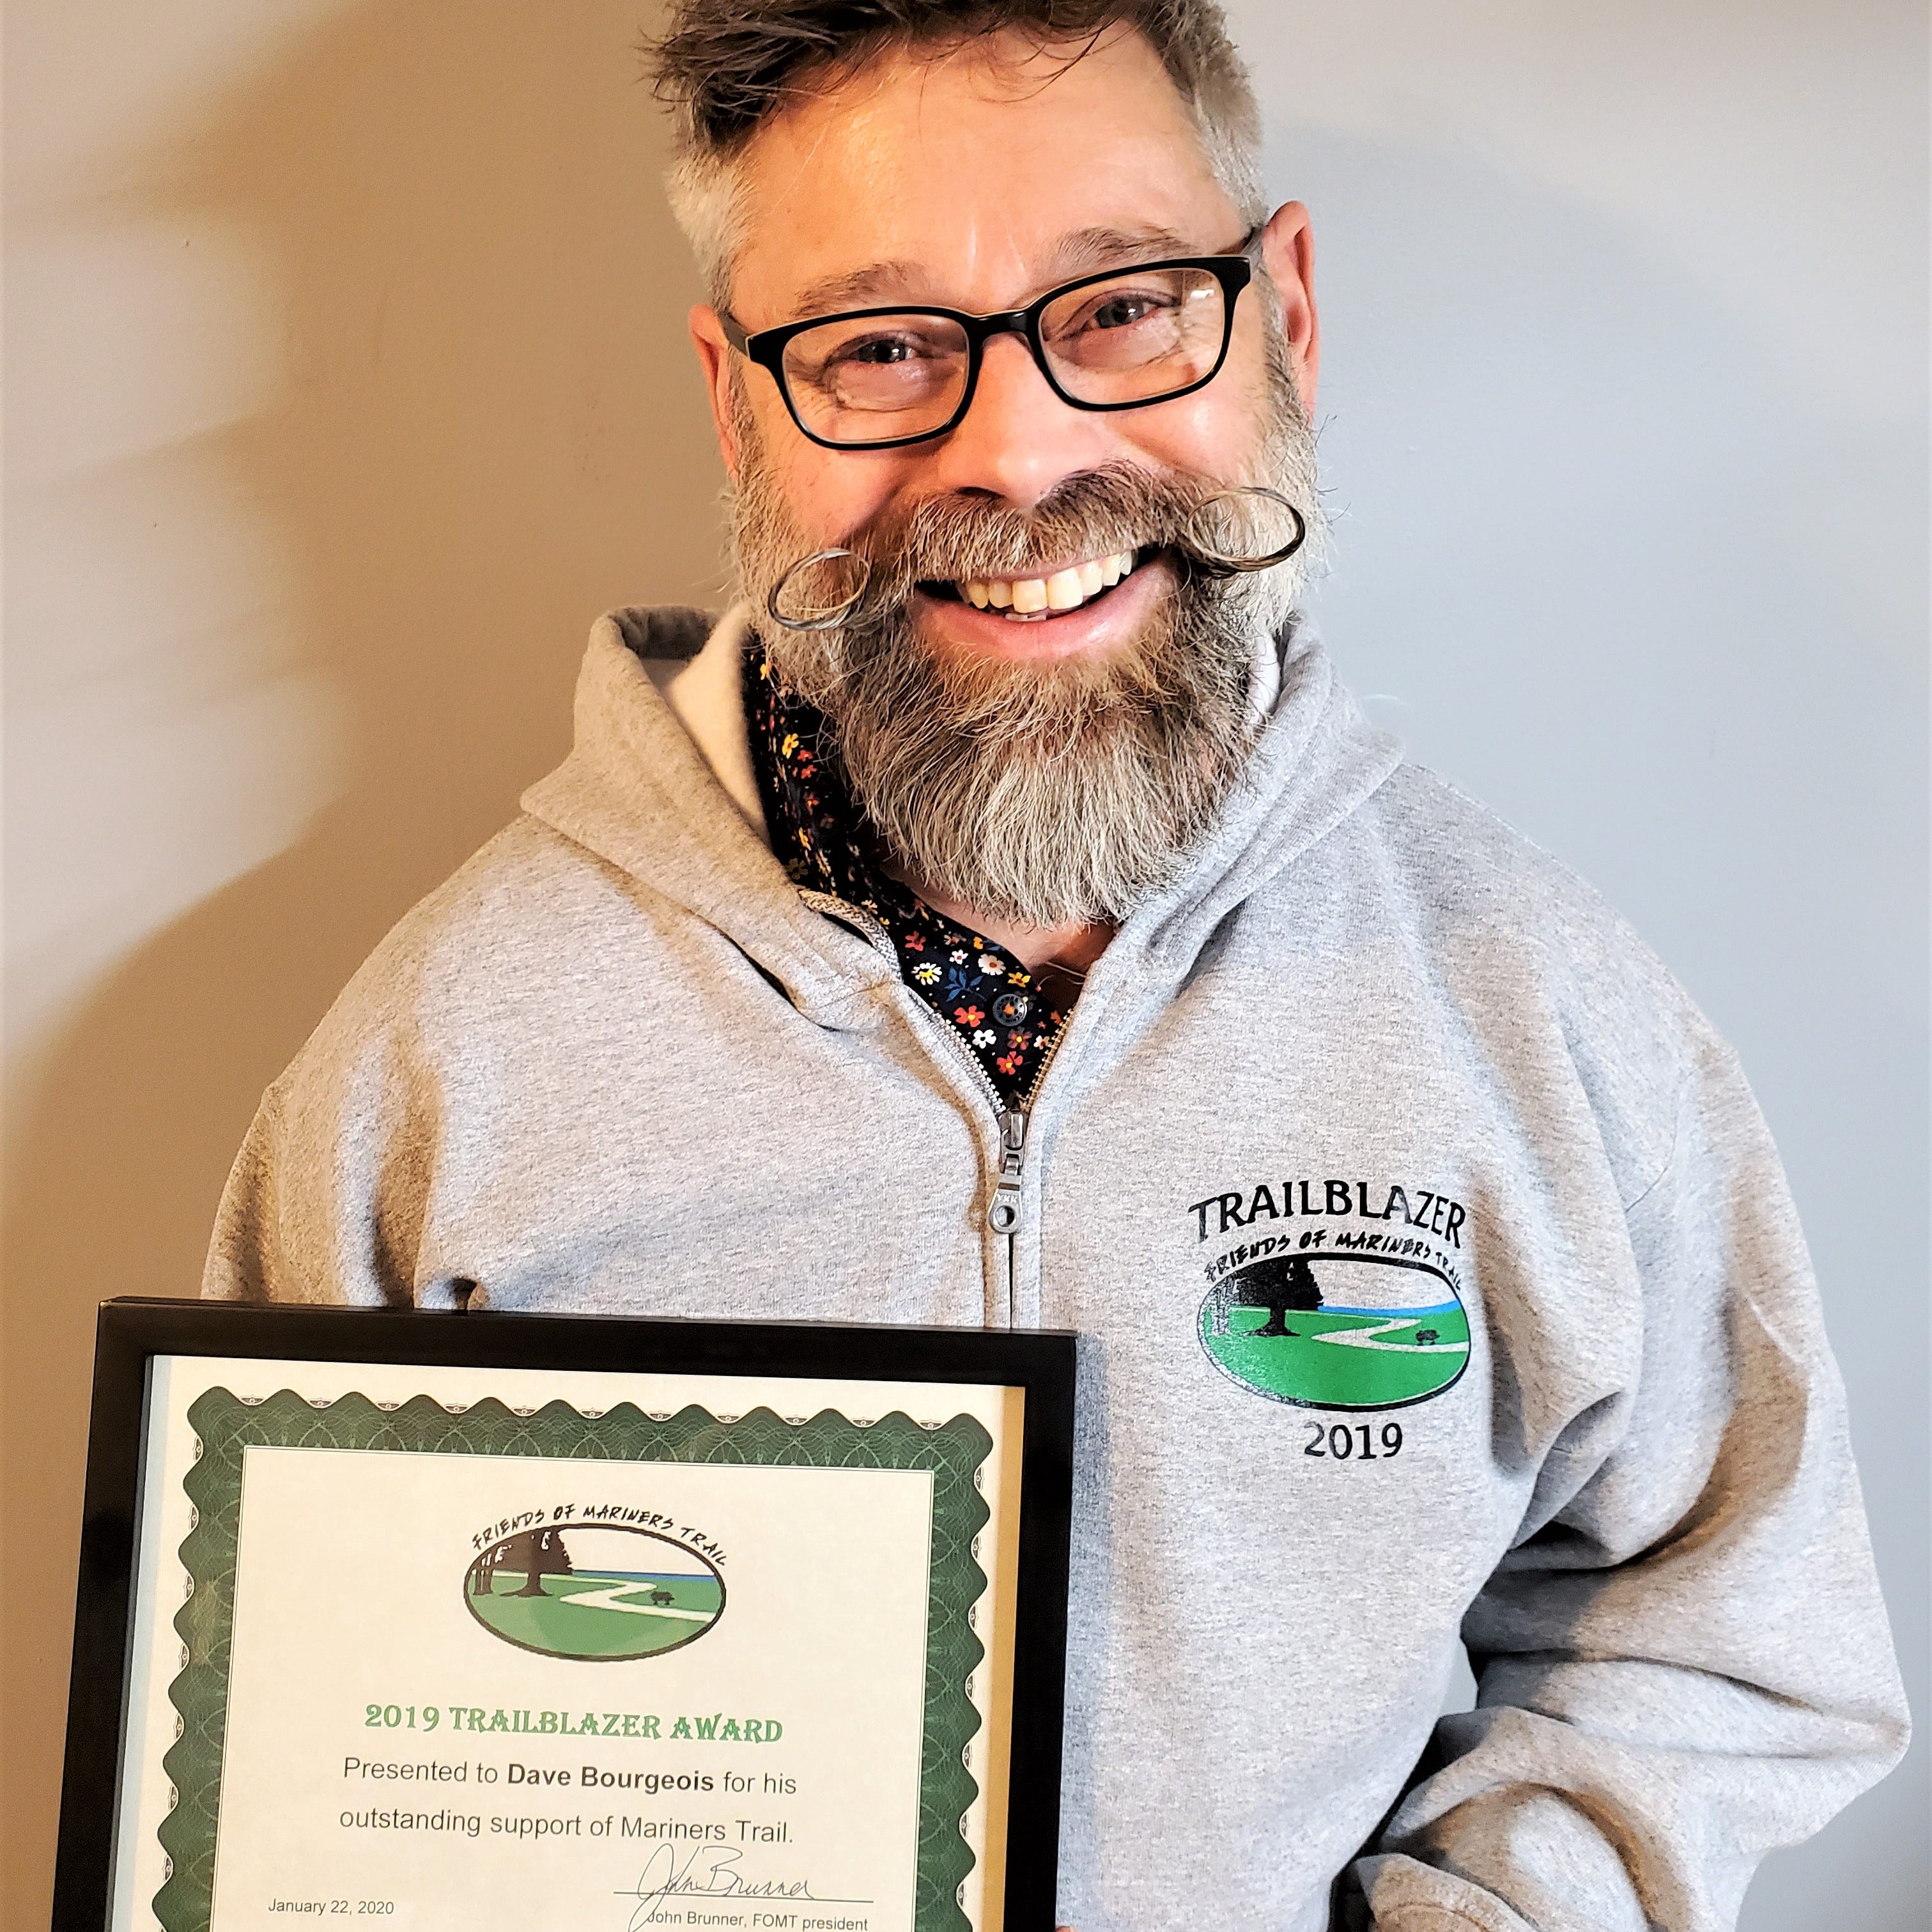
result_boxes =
[720,228,1262,452]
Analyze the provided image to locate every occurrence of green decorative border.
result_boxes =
[158,1391,992,1932]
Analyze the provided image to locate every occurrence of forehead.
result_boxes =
[727,27,1237,323]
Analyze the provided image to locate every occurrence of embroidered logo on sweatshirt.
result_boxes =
[1189,1180,1472,1411]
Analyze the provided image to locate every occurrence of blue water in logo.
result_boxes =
[1318,1301,1461,1318]
[573,1569,715,1584]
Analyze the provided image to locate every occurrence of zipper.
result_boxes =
[987,1104,1026,1226]
[800,889,1072,1323]
[984,1009,1076,1316]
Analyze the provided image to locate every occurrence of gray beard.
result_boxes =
[728,362,1322,930]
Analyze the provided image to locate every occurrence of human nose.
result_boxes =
[918,328,1117,510]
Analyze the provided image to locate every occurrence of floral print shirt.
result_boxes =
[743,644,1077,1111]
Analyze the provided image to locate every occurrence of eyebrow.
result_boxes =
[784,224,1210,323]
[1046,224,1200,280]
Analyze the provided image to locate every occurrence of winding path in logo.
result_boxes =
[1313,1317,1470,1354]
[557,1582,717,1623]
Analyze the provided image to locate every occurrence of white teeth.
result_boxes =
[959,548,1140,618]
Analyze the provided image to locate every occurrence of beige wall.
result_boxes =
[3,4,725,1918]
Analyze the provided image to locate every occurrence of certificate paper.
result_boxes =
[68,1314,1071,1932]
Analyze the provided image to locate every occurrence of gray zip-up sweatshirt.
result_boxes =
[205,606,1909,1931]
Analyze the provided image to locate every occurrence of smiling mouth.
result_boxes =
[918,546,1155,622]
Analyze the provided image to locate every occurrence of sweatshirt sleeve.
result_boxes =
[201,1005,447,1307]
[1350,1026,1910,1932]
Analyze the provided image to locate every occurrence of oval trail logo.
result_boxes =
[464,1523,725,1662]
[1199,1251,1470,1411]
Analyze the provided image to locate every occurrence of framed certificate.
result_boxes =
[54,1300,1074,1932]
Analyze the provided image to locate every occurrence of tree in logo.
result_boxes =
[467,1527,574,1600]
[1203,1253,1324,1338]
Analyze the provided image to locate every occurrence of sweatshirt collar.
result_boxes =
[521,608,901,1028]
[521,605,1403,1026]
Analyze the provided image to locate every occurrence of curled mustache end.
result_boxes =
[1176,488,1308,578]
[766,548,872,632]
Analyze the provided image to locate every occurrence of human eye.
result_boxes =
[1042,268,1219,374]
[786,318,964,413]
[838,329,927,366]
[801,319,954,377]
[1071,286,1179,335]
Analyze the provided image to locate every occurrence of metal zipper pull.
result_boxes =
[987,1108,1027,1235]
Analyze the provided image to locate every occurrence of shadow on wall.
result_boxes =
[4,3,723,1915]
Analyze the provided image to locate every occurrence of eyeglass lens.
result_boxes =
[777,265,1232,445]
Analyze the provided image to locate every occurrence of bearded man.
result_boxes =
[203,4,1908,1928]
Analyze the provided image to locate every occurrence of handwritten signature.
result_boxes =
[615,1846,870,1931]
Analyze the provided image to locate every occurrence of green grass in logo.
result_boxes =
[1199,1254,1471,1410]
[465,1524,725,1660]
[468,1572,725,1660]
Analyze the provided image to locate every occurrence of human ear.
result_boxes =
[689,305,741,481]
[1258,201,1319,412]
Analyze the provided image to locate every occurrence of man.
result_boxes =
[204,3,1909,1926]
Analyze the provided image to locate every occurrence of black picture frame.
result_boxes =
[54,1297,1076,1932]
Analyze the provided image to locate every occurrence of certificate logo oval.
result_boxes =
[464,1523,725,1661]
[1198,1251,1470,1411]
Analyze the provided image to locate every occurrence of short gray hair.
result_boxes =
[643,1,1267,302]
